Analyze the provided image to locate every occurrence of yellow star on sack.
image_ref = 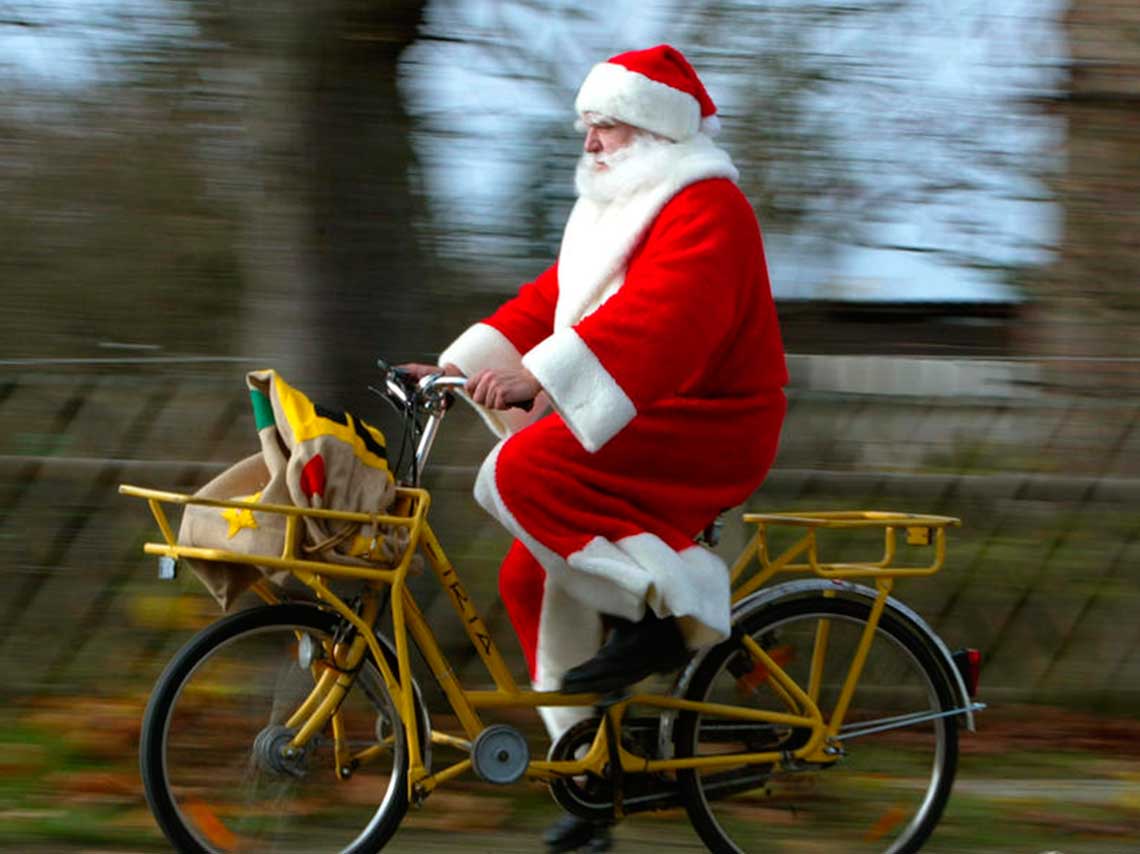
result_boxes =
[221,491,262,538]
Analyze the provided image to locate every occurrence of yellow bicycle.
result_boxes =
[121,365,984,854]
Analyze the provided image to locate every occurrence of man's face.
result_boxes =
[582,120,639,169]
[575,115,672,202]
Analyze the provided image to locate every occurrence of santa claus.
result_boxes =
[403,42,786,850]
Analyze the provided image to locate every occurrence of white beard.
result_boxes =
[557,133,739,330]
[574,134,680,203]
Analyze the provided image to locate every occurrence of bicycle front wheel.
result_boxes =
[675,595,959,854]
[141,604,411,854]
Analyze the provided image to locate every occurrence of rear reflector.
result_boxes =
[952,648,981,698]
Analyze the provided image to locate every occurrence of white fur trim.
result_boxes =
[437,323,549,439]
[474,441,644,621]
[477,447,732,643]
[473,441,731,736]
[522,328,636,453]
[534,581,604,739]
[556,135,738,332]
[569,536,732,649]
[439,322,520,376]
[474,441,622,740]
[576,62,701,141]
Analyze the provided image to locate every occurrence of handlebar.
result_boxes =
[376,360,532,415]
[374,360,489,485]
[375,360,462,414]
[373,358,535,485]
[419,374,469,394]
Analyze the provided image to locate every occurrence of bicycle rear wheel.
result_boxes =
[141,604,412,854]
[675,595,959,854]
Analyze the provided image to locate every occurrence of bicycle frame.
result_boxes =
[121,478,970,811]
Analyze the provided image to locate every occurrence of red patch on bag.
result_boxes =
[299,454,326,500]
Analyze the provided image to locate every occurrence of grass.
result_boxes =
[1,696,1137,852]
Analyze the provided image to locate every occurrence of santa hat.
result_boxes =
[575,45,720,142]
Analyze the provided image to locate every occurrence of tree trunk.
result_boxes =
[1024,0,1140,396]
[220,1,429,414]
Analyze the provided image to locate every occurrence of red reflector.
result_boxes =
[962,647,980,697]
[954,648,981,698]
[735,645,794,694]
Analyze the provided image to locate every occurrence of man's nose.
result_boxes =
[584,128,603,153]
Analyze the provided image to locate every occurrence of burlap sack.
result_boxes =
[178,452,293,610]
[178,369,404,610]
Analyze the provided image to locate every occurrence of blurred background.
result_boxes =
[1,0,1137,851]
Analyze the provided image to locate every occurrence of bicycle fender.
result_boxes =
[660,579,976,757]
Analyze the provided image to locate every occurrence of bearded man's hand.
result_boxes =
[466,368,541,411]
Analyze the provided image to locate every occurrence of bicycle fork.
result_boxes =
[266,588,391,779]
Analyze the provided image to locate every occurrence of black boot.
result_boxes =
[560,610,689,695]
[543,813,613,853]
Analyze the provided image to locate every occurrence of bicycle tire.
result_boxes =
[675,595,959,854]
[140,603,418,854]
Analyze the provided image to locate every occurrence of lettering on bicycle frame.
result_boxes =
[442,566,493,656]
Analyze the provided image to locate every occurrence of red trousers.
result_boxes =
[498,539,546,680]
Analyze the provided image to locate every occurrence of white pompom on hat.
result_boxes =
[575,45,720,142]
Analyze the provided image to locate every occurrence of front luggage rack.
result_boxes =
[119,484,429,583]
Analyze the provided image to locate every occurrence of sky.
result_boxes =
[402,0,1069,301]
[0,0,192,88]
[3,0,1070,302]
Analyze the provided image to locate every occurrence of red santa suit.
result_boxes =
[439,46,788,737]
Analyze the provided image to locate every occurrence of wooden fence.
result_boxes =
[1,357,1136,712]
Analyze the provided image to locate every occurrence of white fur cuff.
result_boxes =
[438,322,521,376]
[522,329,636,453]
[438,323,545,439]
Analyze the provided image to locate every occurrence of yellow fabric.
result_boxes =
[266,370,390,475]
